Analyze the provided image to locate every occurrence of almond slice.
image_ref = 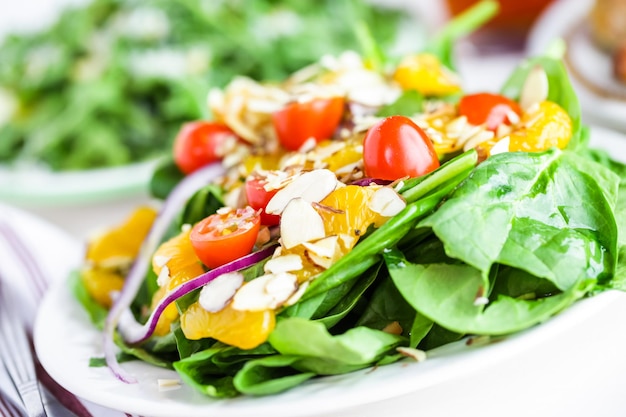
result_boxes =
[232,272,298,311]
[265,169,339,215]
[369,187,406,217]
[302,235,339,258]
[156,265,170,287]
[280,198,326,249]
[397,347,427,362]
[198,272,244,312]
[490,137,510,155]
[284,281,309,306]
[264,254,303,274]
[520,65,549,112]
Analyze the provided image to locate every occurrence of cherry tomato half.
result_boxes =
[363,115,439,181]
[173,121,237,174]
[272,96,345,151]
[458,93,522,131]
[245,175,280,226]
[190,206,261,269]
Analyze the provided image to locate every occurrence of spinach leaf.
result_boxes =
[385,249,593,335]
[173,344,276,398]
[409,312,435,348]
[69,270,108,329]
[356,276,416,338]
[268,318,404,374]
[150,158,185,200]
[419,149,620,291]
[233,356,316,396]
[176,184,224,228]
[376,90,423,117]
[313,263,381,328]
[173,325,216,360]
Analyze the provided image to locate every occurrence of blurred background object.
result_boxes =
[0,0,416,173]
[527,0,626,134]
[445,0,555,52]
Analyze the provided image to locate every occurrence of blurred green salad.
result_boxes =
[0,0,411,171]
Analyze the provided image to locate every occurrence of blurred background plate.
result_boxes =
[527,0,626,133]
[0,158,159,205]
[0,0,421,207]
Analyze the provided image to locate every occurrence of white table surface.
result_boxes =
[3,1,626,416]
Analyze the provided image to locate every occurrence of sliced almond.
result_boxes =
[264,254,303,274]
[153,255,171,268]
[495,123,512,138]
[369,187,406,217]
[397,347,427,362]
[463,129,495,152]
[198,272,244,312]
[306,251,333,269]
[490,137,510,156]
[284,280,309,306]
[264,272,298,305]
[302,235,339,258]
[519,65,549,112]
[455,124,483,148]
[338,233,357,249]
[157,378,182,391]
[382,321,403,335]
[156,265,170,287]
[445,115,468,138]
[232,272,298,311]
[265,169,339,215]
[280,198,326,249]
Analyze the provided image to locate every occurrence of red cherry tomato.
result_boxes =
[272,96,345,151]
[190,207,261,269]
[458,93,522,131]
[173,121,237,174]
[363,116,440,181]
[245,175,280,226]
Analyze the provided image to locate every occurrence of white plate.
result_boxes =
[33,127,626,417]
[527,0,626,132]
[0,159,159,206]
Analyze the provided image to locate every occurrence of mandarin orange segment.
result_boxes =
[393,53,462,96]
[149,285,180,336]
[317,185,384,253]
[321,136,364,172]
[180,302,275,350]
[86,206,157,266]
[80,268,125,308]
[154,300,180,336]
[242,153,284,175]
[152,229,205,292]
[276,245,324,283]
[149,229,206,332]
[509,101,572,152]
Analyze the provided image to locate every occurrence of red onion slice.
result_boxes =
[350,178,392,187]
[119,244,278,344]
[103,162,225,383]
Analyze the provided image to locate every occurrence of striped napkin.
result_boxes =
[0,203,144,417]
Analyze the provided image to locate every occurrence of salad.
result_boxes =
[0,0,407,171]
[73,2,626,399]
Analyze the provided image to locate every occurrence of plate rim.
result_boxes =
[0,158,160,206]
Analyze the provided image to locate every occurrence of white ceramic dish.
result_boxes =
[32,126,626,417]
[527,0,626,132]
[0,159,159,206]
